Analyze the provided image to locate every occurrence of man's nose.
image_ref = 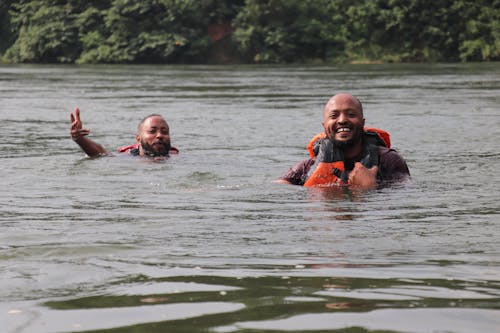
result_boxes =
[337,112,347,123]
[156,132,168,139]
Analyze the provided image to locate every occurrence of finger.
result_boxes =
[75,128,89,134]
[355,162,365,167]
[78,129,90,136]
[71,128,90,138]
[368,165,379,175]
[71,107,81,124]
[348,166,359,182]
[352,162,365,172]
[70,118,79,129]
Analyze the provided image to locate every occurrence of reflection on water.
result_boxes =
[215,308,500,333]
[6,274,499,332]
[1,63,499,332]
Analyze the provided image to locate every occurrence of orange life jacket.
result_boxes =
[303,127,390,187]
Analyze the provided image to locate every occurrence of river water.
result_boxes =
[1,63,499,333]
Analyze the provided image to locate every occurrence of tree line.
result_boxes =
[0,0,498,64]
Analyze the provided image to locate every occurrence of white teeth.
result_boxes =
[337,128,351,132]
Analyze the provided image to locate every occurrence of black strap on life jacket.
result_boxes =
[306,138,345,182]
[307,134,382,183]
[365,131,388,148]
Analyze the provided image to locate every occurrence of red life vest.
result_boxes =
[303,127,390,187]
[117,143,179,155]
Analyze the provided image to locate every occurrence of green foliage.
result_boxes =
[232,0,499,63]
[458,0,500,61]
[346,0,500,62]
[5,0,81,62]
[76,0,244,63]
[374,0,468,61]
[232,0,349,63]
[0,0,15,58]
[1,0,498,63]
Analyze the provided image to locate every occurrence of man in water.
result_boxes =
[70,108,178,158]
[276,93,409,188]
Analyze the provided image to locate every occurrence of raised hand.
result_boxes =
[69,107,107,157]
[70,107,90,141]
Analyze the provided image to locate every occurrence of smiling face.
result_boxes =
[136,115,171,157]
[322,94,365,148]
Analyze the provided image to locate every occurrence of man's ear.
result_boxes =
[136,134,140,143]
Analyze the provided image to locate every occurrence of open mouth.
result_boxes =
[152,141,167,148]
[335,127,352,133]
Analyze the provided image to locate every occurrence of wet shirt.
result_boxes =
[280,146,410,185]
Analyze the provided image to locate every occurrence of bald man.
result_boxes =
[277,93,409,188]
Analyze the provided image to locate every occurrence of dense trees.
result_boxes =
[0,0,498,64]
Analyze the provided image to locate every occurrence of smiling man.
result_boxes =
[70,108,178,158]
[277,93,409,188]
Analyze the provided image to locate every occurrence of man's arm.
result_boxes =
[274,159,315,185]
[70,108,108,157]
[378,148,410,182]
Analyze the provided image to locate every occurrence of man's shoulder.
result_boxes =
[378,146,403,158]
[377,146,410,179]
[118,143,140,154]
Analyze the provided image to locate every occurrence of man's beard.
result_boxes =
[332,128,363,149]
[140,140,171,157]
[333,137,359,149]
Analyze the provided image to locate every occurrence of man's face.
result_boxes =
[322,94,365,148]
[137,116,171,157]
